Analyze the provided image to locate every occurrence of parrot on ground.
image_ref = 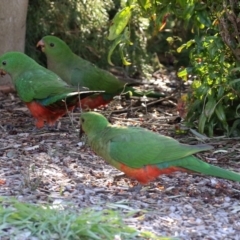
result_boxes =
[37,35,165,109]
[80,111,240,184]
[0,52,102,128]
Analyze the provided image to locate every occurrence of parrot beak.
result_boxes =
[36,39,45,52]
[0,69,6,77]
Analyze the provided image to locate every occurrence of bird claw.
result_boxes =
[128,183,142,193]
[46,120,69,131]
[31,121,68,133]
[47,125,60,132]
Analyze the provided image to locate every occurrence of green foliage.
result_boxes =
[107,0,211,66]
[178,0,240,137]
[108,6,132,41]
[0,197,167,240]
[108,0,240,136]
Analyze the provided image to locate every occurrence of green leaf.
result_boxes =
[215,103,226,122]
[194,84,209,96]
[107,35,122,65]
[217,86,225,99]
[204,97,216,118]
[177,39,195,53]
[236,104,240,117]
[195,10,211,28]
[119,43,131,65]
[207,120,214,137]
[108,6,132,41]
[177,68,188,80]
[229,119,240,136]
[183,5,195,21]
[108,27,132,66]
[137,0,152,10]
[222,121,230,136]
[229,78,240,86]
[231,67,240,73]
[177,45,185,53]
[198,113,207,133]
[166,37,174,45]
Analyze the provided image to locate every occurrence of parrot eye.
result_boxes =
[50,43,55,47]
[2,61,6,66]
[81,118,85,123]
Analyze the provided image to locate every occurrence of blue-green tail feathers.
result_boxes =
[156,156,240,182]
[38,91,103,106]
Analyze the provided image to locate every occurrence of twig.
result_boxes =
[110,116,174,128]
[110,95,176,114]
[0,145,14,151]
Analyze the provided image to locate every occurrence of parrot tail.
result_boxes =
[157,155,240,182]
[39,91,103,107]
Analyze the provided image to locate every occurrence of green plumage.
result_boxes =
[80,111,240,182]
[157,155,240,181]
[38,36,165,101]
[0,52,103,128]
[0,52,97,105]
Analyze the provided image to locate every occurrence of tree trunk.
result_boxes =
[0,0,29,88]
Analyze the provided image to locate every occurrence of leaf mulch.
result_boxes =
[0,71,240,239]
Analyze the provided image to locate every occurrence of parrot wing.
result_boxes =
[71,58,124,93]
[16,68,76,103]
[106,126,212,168]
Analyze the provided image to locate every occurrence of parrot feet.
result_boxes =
[128,183,142,193]
[46,121,71,132]
[31,121,70,133]
[46,124,70,132]
[112,174,143,193]
[46,125,60,132]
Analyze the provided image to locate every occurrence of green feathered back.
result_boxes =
[100,126,213,168]
[80,112,212,168]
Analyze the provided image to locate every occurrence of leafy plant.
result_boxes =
[178,0,240,137]
[107,0,211,66]
[0,197,165,240]
[109,0,240,136]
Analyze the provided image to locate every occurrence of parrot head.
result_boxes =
[0,52,16,76]
[0,52,36,80]
[37,36,72,59]
[79,112,110,137]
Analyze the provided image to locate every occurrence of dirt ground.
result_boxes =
[0,72,240,239]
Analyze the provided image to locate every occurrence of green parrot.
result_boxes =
[0,52,102,128]
[80,111,240,184]
[37,35,165,109]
